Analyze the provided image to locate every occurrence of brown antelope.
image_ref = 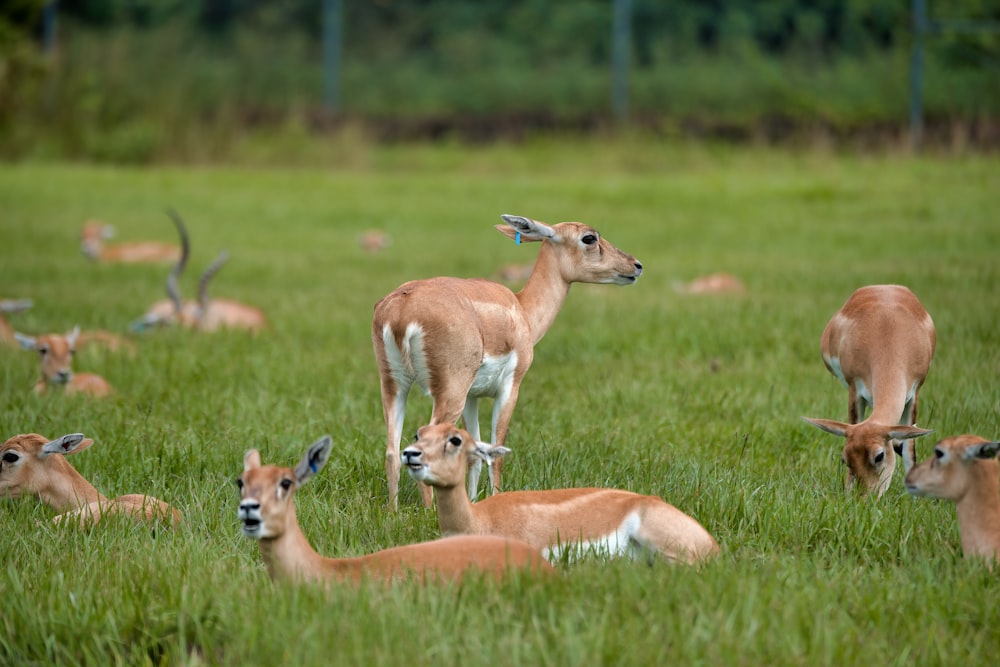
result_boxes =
[358,230,392,253]
[132,211,267,333]
[402,423,719,565]
[906,434,1000,563]
[15,327,113,397]
[373,214,643,509]
[237,436,553,585]
[0,433,181,527]
[674,272,746,295]
[803,285,936,496]
[0,298,32,345]
[80,219,182,263]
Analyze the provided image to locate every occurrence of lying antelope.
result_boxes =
[803,284,936,496]
[80,219,182,263]
[238,436,553,585]
[15,326,113,397]
[373,214,643,509]
[0,298,32,345]
[403,424,719,565]
[0,433,181,527]
[133,211,267,333]
[906,434,1000,562]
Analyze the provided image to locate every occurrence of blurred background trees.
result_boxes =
[2,0,998,162]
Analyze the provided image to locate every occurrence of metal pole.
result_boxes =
[323,0,342,112]
[612,0,632,124]
[909,0,927,150]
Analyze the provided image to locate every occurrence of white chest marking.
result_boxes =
[468,351,518,399]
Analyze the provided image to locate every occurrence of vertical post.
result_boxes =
[323,0,342,113]
[612,0,632,124]
[909,0,927,150]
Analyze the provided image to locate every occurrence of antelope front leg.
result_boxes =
[463,398,485,501]
[487,386,520,496]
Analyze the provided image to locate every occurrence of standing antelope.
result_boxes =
[238,436,553,585]
[373,214,643,509]
[0,298,32,345]
[80,220,182,263]
[0,433,181,527]
[15,327,113,397]
[906,434,1000,562]
[803,284,936,497]
[132,211,267,333]
[402,423,719,565]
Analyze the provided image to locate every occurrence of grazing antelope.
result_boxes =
[906,434,1000,563]
[237,436,553,585]
[132,211,267,333]
[80,219,182,263]
[15,327,113,397]
[803,285,936,497]
[373,214,643,509]
[402,423,719,565]
[0,433,181,527]
[0,298,32,345]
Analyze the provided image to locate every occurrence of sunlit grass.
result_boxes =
[1,143,998,665]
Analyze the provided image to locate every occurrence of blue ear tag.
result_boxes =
[515,231,521,245]
[309,460,318,474]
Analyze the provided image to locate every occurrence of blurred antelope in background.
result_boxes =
[373,213,642,509]
[80,219,182,263]
[237,436,553,585]
[0,433,181,527]
[403,423,719,565]
[906,434,1000,563]
[133,210,267,333]
[15,326,113,397]
[0,299,32,345]
[803,284,936,497]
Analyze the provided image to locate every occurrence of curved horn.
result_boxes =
[165,209,191,317]
[198,250,229,317]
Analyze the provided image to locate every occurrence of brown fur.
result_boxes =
[906,434,1000,562]
[80,220,181,263]
[238,448,552,585]
[17,330,114,398]
[804,285,936,496]
[403,424,719,565]
[0,433,181,527]
[373,215,643,509]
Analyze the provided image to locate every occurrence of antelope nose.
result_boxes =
[239,500,260,512]
[633,260,643,275]
[401,448,420,464]
[56,371,71,383]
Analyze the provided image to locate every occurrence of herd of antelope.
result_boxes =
[3,212,998,587]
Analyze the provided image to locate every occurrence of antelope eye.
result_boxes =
[873,451,886,465]
[934,448,945,460]
[235,478,244,490]
[413,433,419,442]
[581,234,597,245]
[38,346,48,356]
[448,436,462,447]
[279,478,293,491]
[2,452,19,464]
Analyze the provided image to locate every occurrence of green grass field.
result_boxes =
[1,142,999,665]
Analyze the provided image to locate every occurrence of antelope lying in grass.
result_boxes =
[80,219,182,263]
[237,436,553,585]
[906,434,1000,562]
[402,424,719,565]
[0,433,181,527]
[803,285,936,496]
[373,214,643,509]
[133,211,267,333]
[0,298,32,345]
[15,327,113,397]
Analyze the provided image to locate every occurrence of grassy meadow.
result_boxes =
[1,141,999,665]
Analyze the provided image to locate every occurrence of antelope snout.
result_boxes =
[54,370,72,384]
[401,447,423,468]
[633,260,643,276]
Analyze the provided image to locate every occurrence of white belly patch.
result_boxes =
[468,351,518,398]
[541,512,642,563]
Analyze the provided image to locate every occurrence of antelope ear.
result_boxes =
[42,434,93,457]
[496,214,555,243]
[963,441,1000,461]
[66,325,81,348]
[14,332,37,350]
[472,442,511,465]
[294,435,332,484]
[802,417,849,438]
[244,449,262,471]
[886,426,934,441]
